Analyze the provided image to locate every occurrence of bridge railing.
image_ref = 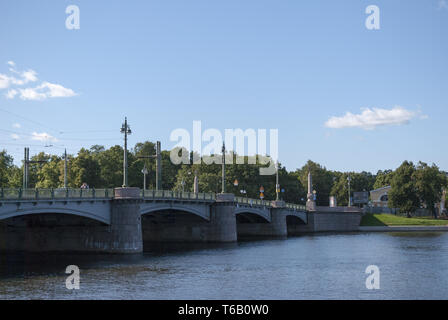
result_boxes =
[141,190,216,201]
[285,203,306,211]
[0,188,115,200]
[0,188,305,210]
[235,196,270,207]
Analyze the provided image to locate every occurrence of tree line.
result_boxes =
[0,142,447,212]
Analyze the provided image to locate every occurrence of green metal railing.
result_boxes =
[235,196,269,207]
[235,196,306,211]
[0,188,115,200]
[0,188,305,210]
[141,189,216,201]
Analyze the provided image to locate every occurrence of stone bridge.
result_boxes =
[0,188,309,253]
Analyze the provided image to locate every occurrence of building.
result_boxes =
[370,186,391,208]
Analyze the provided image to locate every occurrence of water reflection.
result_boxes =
[0,232,447,299]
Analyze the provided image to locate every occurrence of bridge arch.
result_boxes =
[140,204,210,221]
[0,207,110,225]
[234,207,271,223]
[285,212,307,225]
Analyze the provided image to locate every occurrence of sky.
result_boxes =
[0,0,447,174]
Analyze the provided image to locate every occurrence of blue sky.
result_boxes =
[0,0,447,173]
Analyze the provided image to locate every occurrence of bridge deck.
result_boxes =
[0,188,306,211]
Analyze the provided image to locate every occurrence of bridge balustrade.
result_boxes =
[0,188,304,211]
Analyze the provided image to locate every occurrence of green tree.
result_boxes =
[296,160,335,206]
[36,155,62,188]
[373,169,393,189]
[413,162,447,218]
[388,161,420,217]
[0,150,14,187]
[70,148,102,188]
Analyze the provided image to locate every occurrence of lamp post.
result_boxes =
[221,142,226,193]
[141,164,148,191]
[275,161,280,201]
[347,173,352,207]
[193,169,199,194]
[120,117,132,188]
[181,171,191,192]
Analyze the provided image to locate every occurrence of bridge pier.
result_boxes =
[105,189,143,253]
[236,201,288,238]
[141,193,237,244]
[206,193,237,242]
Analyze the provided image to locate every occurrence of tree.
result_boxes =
[70,148,102,188]
[329,172,374,206]
[36,155,62,188]
[296,160,335,206]
[0,150,14,187]
[413,162,447,218]
[373,169,393,189]
[388,161,419,217]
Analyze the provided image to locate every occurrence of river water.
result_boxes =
[0,232,447,300]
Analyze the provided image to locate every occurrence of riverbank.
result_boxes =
[361,213,448,226]
[359,226,448,232]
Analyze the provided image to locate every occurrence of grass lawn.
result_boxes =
[361,213,448,226]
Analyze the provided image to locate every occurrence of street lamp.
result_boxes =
[120,117,132,187]
[275,161,280,201]
[181,171,191,192]
[141,164,148,191]
[347,174,351,207]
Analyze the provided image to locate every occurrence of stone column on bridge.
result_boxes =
[108,187,143,253]
[208,193,237,242]
[306,171,316,211]
[269,200,288,237]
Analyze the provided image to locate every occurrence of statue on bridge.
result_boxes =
[306,171,316,211]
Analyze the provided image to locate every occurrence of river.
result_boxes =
[1,232,447,299]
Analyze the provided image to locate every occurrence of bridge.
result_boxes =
[0,187,310,253]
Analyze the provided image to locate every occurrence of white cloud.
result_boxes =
[325,106,420,130]
[19,81,76,100]
[1,61,76,100]
[21,70,38,83]
[0,74,12,89]
[11,133,20,140]
[5,89,18,99]
[19,87,47,100]
[31,132,58,142]
[39,81,76,98]
[12,123,21,128]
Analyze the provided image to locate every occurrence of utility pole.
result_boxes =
[221,142,226,193]
[120,117,132,187]
[22,147,47,189]
[141,164,148,191]
[64,149,68,188]
[156,141,162,190]
[137,141,162,190]
[275,161,280,201]
[23,147,28,189]
[193,169,199,194]
[347,173,352,207]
